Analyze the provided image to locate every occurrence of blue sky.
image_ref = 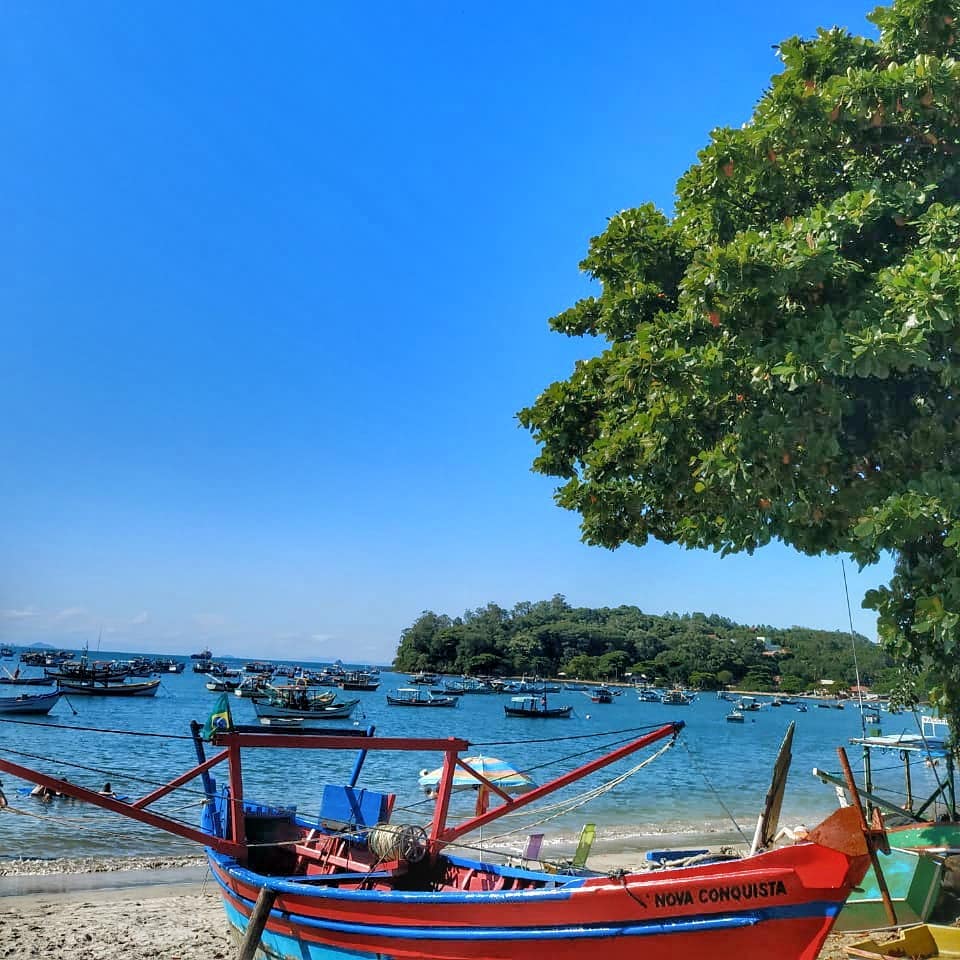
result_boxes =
[1,1,893,662]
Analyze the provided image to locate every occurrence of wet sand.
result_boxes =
[0,856,912,960]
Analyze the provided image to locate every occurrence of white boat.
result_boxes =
[0,690,61,714]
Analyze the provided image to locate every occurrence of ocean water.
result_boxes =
[0,654,943,862]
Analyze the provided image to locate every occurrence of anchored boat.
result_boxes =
[0,711,890,960]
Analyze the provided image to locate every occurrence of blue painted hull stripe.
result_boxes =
[209,850,582,903]
[212,869,841,942]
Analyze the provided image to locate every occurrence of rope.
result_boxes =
[678,736,750,844]
[483,739,678,845]
[0,716,193,739]
[473,723,670,748]
[0,745,212,800]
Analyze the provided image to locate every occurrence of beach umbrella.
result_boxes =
[418,754,535,795]
[418,754,536,820]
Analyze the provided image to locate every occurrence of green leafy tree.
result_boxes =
[519,0,960,727]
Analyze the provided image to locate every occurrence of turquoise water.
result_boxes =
[0,654,943,861]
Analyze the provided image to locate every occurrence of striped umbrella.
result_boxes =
[418,754,536,795]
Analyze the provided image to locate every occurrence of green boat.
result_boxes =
[816,715,957,931]
[834,846,944,931]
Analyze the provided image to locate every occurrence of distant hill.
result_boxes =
[393,596,891,693]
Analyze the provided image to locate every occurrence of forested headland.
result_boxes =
[392,595,893,693]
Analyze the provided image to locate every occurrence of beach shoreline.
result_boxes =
[0,855,893,960]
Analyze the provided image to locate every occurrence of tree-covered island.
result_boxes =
[392,596,892,693]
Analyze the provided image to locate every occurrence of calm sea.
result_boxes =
[0,652,941,862]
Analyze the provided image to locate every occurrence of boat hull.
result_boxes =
[504,706,572,718]
[56,678,160,696]
[833,846,943,931]
[253,699,359,720]
[206,838,867,960]
[0,691,61,714]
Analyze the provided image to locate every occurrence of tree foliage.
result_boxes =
[392,597,889,690]
[518,0,960,724]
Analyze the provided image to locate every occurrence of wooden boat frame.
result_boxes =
[0,720,892,960]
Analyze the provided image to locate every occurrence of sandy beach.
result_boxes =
[0,855,899,960]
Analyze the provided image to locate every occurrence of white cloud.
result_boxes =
[0,607,39,620]
[130,611,150,626]
[311,634,333,643]
[54,607,87,622]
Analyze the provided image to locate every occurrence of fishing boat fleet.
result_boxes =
[0,713,901,960]
[0,644,958,958]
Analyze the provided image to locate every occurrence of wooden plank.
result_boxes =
[236,886,277,960]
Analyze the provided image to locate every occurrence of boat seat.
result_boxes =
[318,785,394,834]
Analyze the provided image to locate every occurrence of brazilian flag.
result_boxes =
[203,693,233,740]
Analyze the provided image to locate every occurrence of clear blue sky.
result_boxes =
[1,1,893,662]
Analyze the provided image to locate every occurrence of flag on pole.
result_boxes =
[203,693,233,740]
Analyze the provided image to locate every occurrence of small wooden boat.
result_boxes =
[0,690,61,714]
[258,717,305,728]
[0,720,889,960]
[253,698,359,720]
[386,687,457,707]
[0,674,53,686]
[586,687,613,703]
[662,690,694,705]
[846,923,960,959]
[834,846,944,931]
[408,671,439,685]
[55,677,161,697]
[206,676,239,692]
[503,695,573,718]
[234,676,269,698]
[338,671,380,691]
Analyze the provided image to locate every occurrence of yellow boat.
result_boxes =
[846,924,960,959]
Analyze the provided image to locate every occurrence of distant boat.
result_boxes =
[0,671,53,686]
[0,646,13,658]
[662,690,694,706]
[0,690,61,714]
[190,649,213,660]
[386,688,457,708]
[253,697,359,720]
[339,671,380,692]
[503,695,573,719]
[725,710,745,723]
[586,687,614,704]
[408,672,439,685]
[56,677,161,697]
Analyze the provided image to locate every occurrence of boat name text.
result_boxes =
[653,879,788,909]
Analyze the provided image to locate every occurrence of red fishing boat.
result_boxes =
[0,716,886,960]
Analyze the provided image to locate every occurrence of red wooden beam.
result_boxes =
[131,749,228,810]
[0,755,245,858]
[436,722,683,846]
[213,732,471,752]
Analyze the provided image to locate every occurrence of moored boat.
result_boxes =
[253,697,359,721]
[0,689,61,714]
[0,718,887,960]
[386,687,457,707]
[55,677,161,696]
[504,694,573,718]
